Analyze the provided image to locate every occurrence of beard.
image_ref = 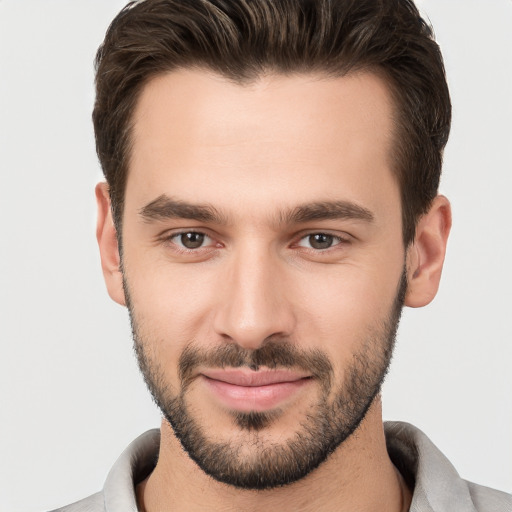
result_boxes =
[126,270,407,490]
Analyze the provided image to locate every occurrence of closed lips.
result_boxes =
[201,369,311,387]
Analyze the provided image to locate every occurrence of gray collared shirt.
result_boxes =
[51,422,512,512]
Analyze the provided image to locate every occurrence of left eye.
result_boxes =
[171,232,212,249]
[297,233,343,250]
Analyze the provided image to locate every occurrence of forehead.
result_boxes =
[127,69,398,219]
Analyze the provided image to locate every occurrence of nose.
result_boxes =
[213,243,295,350]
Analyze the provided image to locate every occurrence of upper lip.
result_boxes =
[201,368,310,387]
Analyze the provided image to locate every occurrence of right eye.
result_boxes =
[169,231,213,250]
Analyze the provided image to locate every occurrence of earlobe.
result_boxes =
[405,195,452,308]
[95,182,126,306]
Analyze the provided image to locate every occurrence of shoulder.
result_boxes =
[47,430,159,512]
[384,421,512,512]
[48,491,105,512]
[466,481,512,512]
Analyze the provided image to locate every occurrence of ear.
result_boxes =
[405,195,452,308]
[96,182,126,306]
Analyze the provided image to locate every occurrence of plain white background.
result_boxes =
[0,1,511,510]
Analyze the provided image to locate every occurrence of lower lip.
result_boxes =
[202,376,310,412]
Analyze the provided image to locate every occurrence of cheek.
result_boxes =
[123,254,220,366]
[293,263,402,357]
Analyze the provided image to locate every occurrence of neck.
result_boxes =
[137,397,411,512]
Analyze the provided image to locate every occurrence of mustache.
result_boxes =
[179,339,333,389]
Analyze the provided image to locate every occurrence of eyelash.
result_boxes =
[295,233,350,251]
[165,231,217,253]
[163,230,351,253]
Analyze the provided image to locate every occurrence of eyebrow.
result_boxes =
[139,195,227,224]
[280,201,374,225]
[139,195,374,226]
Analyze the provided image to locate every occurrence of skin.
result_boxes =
[96,69,451,511]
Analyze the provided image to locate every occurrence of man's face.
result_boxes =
[120,70,406,488]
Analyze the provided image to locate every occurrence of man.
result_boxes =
[52,0,511,510]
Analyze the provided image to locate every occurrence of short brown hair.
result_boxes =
[93,0,451,245]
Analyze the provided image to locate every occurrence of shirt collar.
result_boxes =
[101,422,477,512]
